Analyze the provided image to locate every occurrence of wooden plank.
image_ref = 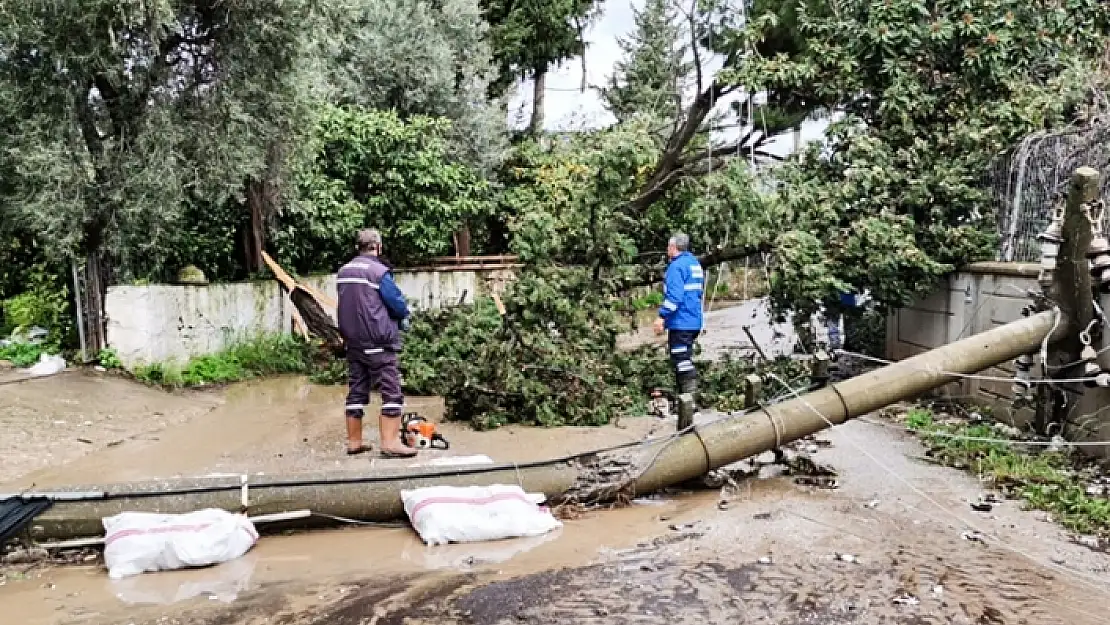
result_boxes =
[429,255,519,263]
[403,263,523,272]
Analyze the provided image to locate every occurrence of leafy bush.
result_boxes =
[273,106,493,274]
[1,262,71,348]
[0,341,46,367]
[97,348,123,370]
[133,334,316,388]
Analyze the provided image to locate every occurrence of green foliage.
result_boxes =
[631,291,664,311]
[601,0,692,129]
[275,106,493,273]
[133,335,315,388]
[327,0,508,173]
[906,407,1110,537]
[0,1,325,267]
[1,263,72,349]
[0,342,47,368]
[97,348,123,370]
[739,0,1110,315]
[499,124,765,269]
[904,407,935,430]
[697,354,810,414]
[398,270,632,428]
[482,0,601,95]
[393,280,811,428]
[843,307,888,358]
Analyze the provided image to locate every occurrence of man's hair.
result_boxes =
[356,228,382,253]
[669,232,690,252]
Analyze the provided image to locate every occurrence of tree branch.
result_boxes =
[612,242,774,292]
[687,0,703,94]
[631,81,737,212]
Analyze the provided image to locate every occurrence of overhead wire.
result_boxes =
[833,347,1106,385]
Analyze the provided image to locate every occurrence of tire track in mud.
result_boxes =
[140,509,1104,625]
[286,545,1088,625]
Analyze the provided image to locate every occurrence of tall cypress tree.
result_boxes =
[600,0,692,129]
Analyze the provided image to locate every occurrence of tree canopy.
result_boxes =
[2,0,1109,426]
[600,0,692,129]
[0,1,322,263]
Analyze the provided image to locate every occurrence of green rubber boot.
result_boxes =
[676,377,698,432]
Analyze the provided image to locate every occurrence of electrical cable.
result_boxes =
[310,512,408,529]
[856,416,1110,448]
[833,348,1105,385]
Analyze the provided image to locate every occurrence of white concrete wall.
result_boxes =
[886,263,1109,456]
[106,268,514,368]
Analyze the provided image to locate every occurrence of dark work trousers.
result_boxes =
[668,329,701,389]
[344,348,404,418]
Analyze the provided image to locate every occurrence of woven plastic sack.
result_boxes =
[401,484,562,546]
[102,509,259,579]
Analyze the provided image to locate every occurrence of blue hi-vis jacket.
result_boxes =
[658,251,704,330]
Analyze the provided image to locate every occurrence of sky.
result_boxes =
[505,0,830,159]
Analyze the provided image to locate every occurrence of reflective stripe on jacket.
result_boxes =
[658,251,704,330]
[336,254,410,352]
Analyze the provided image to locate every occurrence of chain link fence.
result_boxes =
[990,121,1110,261]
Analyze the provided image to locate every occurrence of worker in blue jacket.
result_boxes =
[653,232,704,431]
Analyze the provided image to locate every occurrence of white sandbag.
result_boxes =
[401,484,562,546]
[102,509,259,579]
[27,353,65,377]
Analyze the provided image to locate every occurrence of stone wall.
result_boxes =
[105,268,514,368]
[886,262,1109,455]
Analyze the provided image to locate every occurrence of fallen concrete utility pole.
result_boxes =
[620,309,1062,497]
[10,309,1061,541]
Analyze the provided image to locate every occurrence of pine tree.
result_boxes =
[600,0,692,128]
[482,0,602,135]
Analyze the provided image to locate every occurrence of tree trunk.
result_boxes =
[243,142,283,274]
[455,224,472,257]
[529,65,547,136]
[244,180,266,274]
[79,241,109,355]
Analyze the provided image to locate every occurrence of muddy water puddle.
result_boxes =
[4,376,666,489]
[4,364,1110,624]
[0,489,742,625]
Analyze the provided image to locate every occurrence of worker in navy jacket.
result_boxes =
[653,232,705,431]
[336,228,416,458]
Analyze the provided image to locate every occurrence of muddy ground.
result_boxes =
[2,373,1108,624]
[2,299,1109,625]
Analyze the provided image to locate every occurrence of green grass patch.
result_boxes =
[0,341,47,367]
[133,334,316,388]
[629,291,664,311]
[904,406,1110,537]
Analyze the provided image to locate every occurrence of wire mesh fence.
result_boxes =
[990,120,1110,262]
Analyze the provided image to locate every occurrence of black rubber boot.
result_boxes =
[676,376,698,432]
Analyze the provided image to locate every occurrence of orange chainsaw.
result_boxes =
[400,413,449,450]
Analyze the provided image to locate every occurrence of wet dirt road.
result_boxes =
[2,371,1108,624]
[1,376,664,489]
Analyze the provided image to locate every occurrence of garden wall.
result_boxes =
[886,262,1109,455]
[105,267,514,368]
